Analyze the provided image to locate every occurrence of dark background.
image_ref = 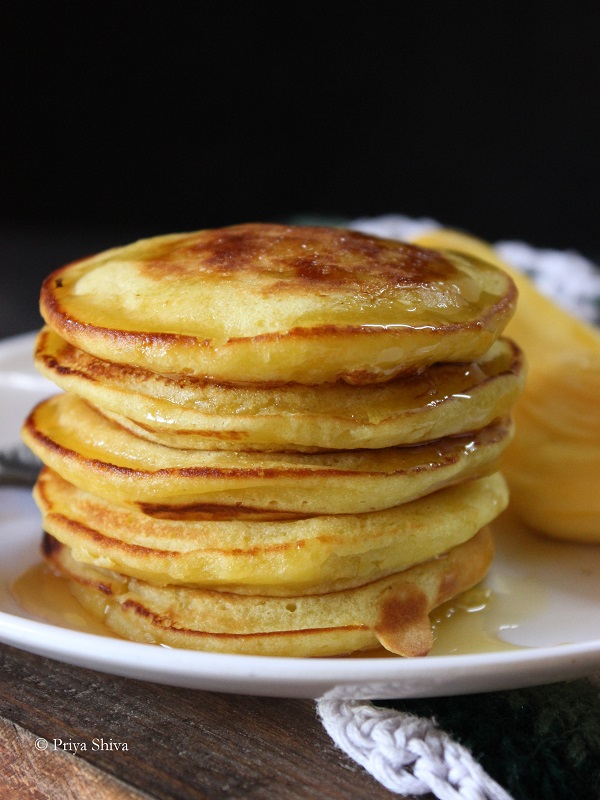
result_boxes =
[1,3,599,337]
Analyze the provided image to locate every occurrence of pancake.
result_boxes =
[39,223,517,384]
[42,527,495,657]
[21,221,524,659]
[34,467,508,594]
[22,393,513,514]
[35,327,525,452]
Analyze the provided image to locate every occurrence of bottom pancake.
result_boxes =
[43,528,494,658]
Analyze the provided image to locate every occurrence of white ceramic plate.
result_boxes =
[1,332,600,699]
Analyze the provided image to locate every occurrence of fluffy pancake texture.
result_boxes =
[39,223,517,384]
[23,393,513,514]
[35,327,525,452]
[42,528,495,658]
[23,221,523,657]
[35,467,508,593]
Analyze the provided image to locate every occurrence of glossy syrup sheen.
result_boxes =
[43,224,512,338]
[11,560,542,657]
[12,562,122,639]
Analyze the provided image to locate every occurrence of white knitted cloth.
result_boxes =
[317,698,513,800]
[315,215,600,800]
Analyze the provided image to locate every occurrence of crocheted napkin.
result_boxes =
[318,677,600,800]
[316,215,600,800]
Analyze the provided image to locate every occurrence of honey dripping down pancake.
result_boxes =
[35,327,525,452]
[42,528,495,658]
[22,393,514,514]
[22,221,523,658]
[39,223,517,384]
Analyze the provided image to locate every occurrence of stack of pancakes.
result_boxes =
[22,223,524,657]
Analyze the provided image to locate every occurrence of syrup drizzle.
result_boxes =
[11,558,543,656]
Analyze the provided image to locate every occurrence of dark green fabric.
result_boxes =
[379,680,600,800]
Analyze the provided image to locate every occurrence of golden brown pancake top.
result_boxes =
[39,223,517,383]
[133,223,456,288]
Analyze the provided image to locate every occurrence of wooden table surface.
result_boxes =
[0,642,422,800]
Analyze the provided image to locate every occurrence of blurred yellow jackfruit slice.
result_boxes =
[412,228,600,543]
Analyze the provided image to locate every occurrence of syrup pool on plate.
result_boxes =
[17,510,589,658]
[11,562,121,639]
[12,559,540,656]
[429,578,544,656]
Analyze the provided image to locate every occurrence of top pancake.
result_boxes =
[40,223,517,384]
